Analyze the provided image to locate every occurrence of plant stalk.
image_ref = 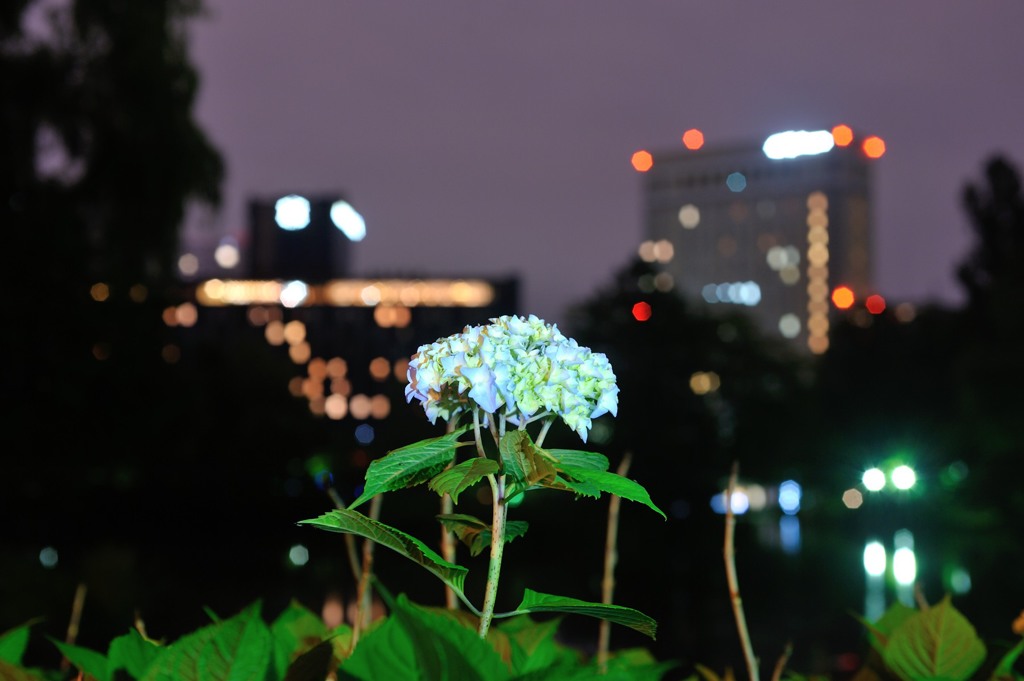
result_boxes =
[327,487,363,583]
[597,451,633,674]
[441,420,460,609]
[60,583,87,673]
[724,461,759,681]
[478,473,507,638]
[351,492,383,650]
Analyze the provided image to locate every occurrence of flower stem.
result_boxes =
[535,416,555,447]
[478,473,507,638]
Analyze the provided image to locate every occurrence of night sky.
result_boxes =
[184,1,1024,325]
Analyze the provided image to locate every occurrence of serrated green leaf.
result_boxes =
[50,639,108,681]
[300,508,468,596]
[854,601,917,654]
[0,659,48,681]
[544,449,610,472]
[269,600,330,680]
[501,431,557,495]
[197,601,272,681]
[557,466,665,519]
[108,628,161,680]
[338,616,418,680]
[514,589,657,640]
[140,619,217,681]
[349,427,469,510]
[547,474,601,499]
[882,596,986,681]
[437,514,529,557]
[429,458,499,504]
[388,593,510,681]
[497,615,566,675]
[0,624,32,666]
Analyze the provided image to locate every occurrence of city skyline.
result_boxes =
[183,1,1024,325]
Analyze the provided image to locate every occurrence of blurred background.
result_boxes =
[3,2,1024,678]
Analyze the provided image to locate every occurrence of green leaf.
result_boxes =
[139,619,218,681]
[882,596,986,681]
[338,616,418,681]
[994,636,1024,678]
[854,602,917,654]
[557,466,666,519]
[437,513,529,557]
[547,474,601,500]
[497,615,567,675]
[349,427,469,510]
[196,601,272,681]
[428,458,499,504]
[0,623,33,666]
[269,601,331,679]
[501,431,557,497]
[108,628,161,680]
[50,639,108,681]
[514,589,657,640]
[387,593,510,681]
[0,659,48,681]
[544,449,610,472]
[300,508,468,596]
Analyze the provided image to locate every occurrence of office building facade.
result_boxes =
[642,135,874,353]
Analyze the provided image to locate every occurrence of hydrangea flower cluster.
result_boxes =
[405,314,618,442]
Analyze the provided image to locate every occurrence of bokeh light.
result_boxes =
[865,294,886,314]
[831,285,855,309]
[682,128,704,150]
[891,465,916,490]
[631,150,653,172]
[632,301,652,321]
[831,124,854,147]
[726,172,747,192]
[862,136,886,159]
[863,467,886,491]
[863,541,886,576]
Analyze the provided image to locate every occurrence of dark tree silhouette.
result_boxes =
[958,156,1024,331]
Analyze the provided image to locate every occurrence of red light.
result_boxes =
[862,136,886,159]
[832,124,854,147]
[831,286,855,310]
[865,294,886,314]
[682,129,705,150]
[632,302,652,321]
[631,150,653,172]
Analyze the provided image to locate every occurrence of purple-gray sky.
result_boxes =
[184,1,1024,325]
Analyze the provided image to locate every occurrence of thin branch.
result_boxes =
[350,493,383,651]
[725,461,759,681]
[327,487,363,583]
[769,641,793,681]
[598,451,633,674]
[60,583,87,673]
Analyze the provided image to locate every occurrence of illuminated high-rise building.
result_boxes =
[640,128,880,353]
[249,192,367,282]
